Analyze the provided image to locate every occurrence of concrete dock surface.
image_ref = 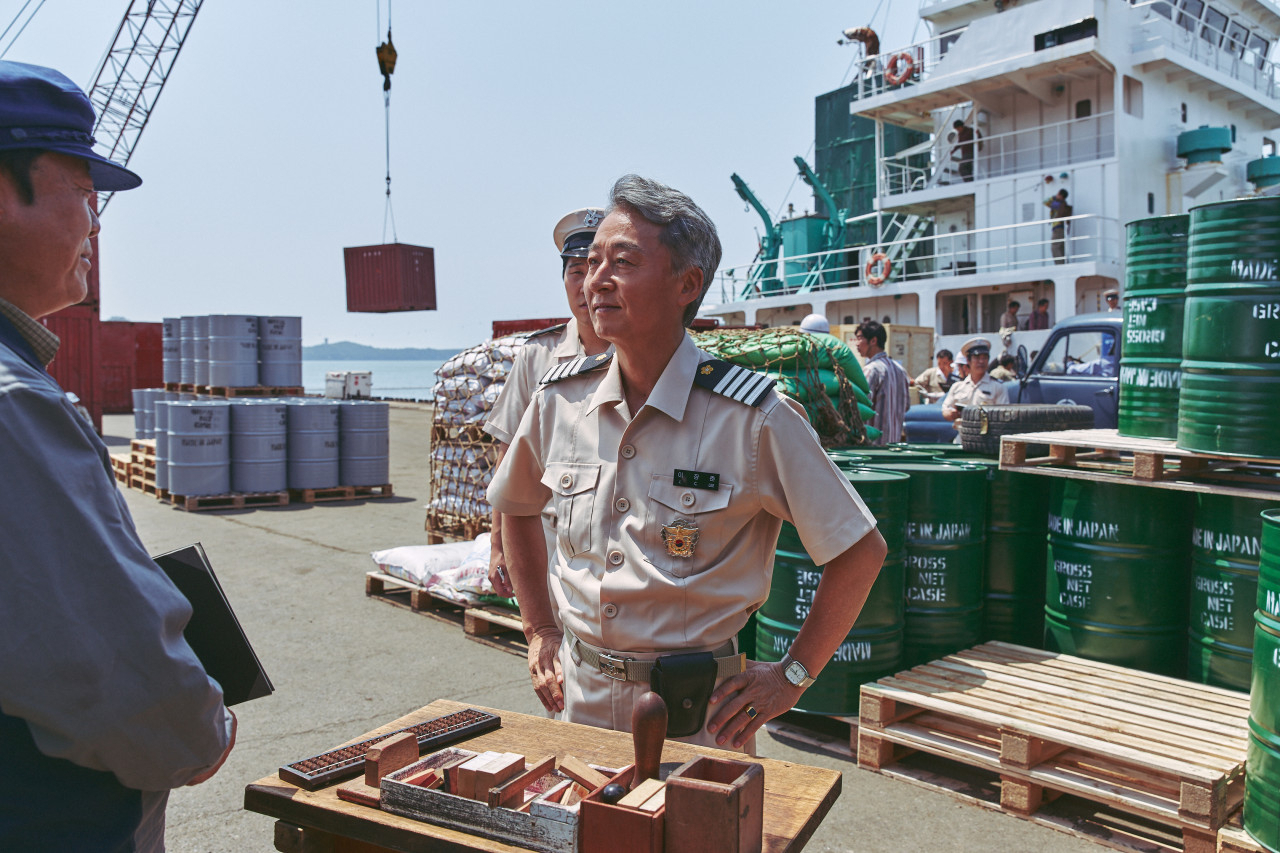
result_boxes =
[104,406,1104,853]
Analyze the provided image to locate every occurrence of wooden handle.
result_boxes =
[631,691,667,788]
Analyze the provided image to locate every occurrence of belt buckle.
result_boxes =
[597,651,631,681]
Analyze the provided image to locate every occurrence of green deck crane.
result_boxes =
[730,173,784,298]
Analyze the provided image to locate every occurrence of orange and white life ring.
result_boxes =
[865,252,891,286]
[884,52,915,85]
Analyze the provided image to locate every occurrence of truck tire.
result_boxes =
[957,403,1094,455]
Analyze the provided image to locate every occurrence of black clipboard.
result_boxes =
[153,543,274,706]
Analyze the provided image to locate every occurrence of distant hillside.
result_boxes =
[303,341,460,360]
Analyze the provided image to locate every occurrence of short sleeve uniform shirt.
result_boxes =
[487,334,878,653]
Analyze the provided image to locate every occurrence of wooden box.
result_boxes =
[580,765,665,853]
[379,752,578,853]
[664,756,763,853]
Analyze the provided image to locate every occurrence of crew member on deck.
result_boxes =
[488,175,887,752]
[484,208,611,597]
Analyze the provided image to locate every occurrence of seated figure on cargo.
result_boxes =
[488,174,887,752]
[942,336,1010,440]
[0,61,234,851]
[484,208,611,598]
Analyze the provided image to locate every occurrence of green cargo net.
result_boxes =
[691,328,877,447]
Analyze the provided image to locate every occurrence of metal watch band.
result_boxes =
[781,653,816,689]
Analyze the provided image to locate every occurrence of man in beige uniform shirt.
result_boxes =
[484,209,611,596]
[488,175,887,751]
[942,336,1010,440]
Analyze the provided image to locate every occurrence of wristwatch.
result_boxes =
[780,653,815,689]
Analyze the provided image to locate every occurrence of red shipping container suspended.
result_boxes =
[344,242,436,313]
[491,317,570,338]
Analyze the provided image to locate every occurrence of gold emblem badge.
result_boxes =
[699,365,715,375]
[661,518,700,558]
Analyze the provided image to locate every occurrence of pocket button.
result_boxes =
[615,497,630,513]
[621,445,636,459]
[560,473,574,489]
[680,491,695,507]
[608,550,624,566]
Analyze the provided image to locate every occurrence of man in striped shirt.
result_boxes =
[854,320,910,445]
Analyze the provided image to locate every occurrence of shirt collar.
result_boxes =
[587,333,701,421]
[0,297,60,367]
[551,317,584,359]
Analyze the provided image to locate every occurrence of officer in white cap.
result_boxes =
[799,313,829,334]
[484,208,611,597]
[941,336,1009,436]
[1104,288,1120,311]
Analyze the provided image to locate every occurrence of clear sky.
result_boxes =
[4,1,920,349]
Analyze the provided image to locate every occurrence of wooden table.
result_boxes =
[244,699,842,853]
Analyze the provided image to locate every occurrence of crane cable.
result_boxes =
[376,0,398,243]
[0,0,47,60]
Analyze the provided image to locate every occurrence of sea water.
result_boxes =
[303,359,444,401]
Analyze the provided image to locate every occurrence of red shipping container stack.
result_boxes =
[491,318,570,338]
[98,321,163,413]
[344,243,436,313]
[42,305,101,433]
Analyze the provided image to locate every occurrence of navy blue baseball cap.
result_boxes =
[0,61,141,191]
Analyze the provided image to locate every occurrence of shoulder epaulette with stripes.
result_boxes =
[525,322,567,340]
[539,351,613,385]
[692,360,775,407]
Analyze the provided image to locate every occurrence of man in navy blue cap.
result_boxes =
[0,62,235,852]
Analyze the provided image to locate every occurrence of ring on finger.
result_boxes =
[745,705,758,720]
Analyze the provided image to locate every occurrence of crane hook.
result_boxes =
[376,31,397,92]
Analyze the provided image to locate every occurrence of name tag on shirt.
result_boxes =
[674,469,720,491]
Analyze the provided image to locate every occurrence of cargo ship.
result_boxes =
[697,0,1280,370]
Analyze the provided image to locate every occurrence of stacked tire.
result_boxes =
[957,404,1095,455]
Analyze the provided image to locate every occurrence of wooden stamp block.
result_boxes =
[580,765,665,853]
[664,756,763,853]
[363,731,419,787]
[559,754,609,790]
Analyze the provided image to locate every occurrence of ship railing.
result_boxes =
[714,214,1120,301]
[881,112,1116,196]
[1131,1,1279,101]
[844,27,969,102]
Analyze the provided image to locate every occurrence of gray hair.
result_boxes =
[607,174,721,327]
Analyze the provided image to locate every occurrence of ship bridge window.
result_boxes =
[1265,138,1276,157]
[1035,17,1098,51]
[1201,7,1227,45]
[1225,22,1249,55]
[1147,1,1173,20]
[1176,0,1204,32]
[1075,99,1092,119]
[1247,34,1271,70]
[939,28,963,56]
[1123,76,1144,117]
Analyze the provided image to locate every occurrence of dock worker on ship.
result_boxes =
[942,336,1010,440]
[1045,189,1072,264]
[488,174,887,751]
[484,208,611,600]
[0,61,234,851]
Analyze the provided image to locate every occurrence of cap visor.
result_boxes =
[85,154,141,191]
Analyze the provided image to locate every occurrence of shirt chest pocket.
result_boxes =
[541,463,600,559]
[645,475,734,579]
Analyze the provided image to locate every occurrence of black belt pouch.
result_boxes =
[650,652,717,737]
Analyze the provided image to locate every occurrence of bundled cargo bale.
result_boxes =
[426,335,526,537]
[691,328,876,446]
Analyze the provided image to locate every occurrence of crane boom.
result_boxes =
[87,0,205,212]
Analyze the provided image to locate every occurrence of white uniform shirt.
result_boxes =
[487,334,878,653]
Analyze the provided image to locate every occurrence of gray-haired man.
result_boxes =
[488,175,886,750]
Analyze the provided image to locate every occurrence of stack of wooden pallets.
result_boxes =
[858,642,1249,853]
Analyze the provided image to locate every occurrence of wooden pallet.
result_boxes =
[859,641,1250,853]
[999,429,1280,500]
[166,490,290,512]
[763,710,859,761]
[424,511,489,543]
[130,438,156,461]
[352,483,394,499]
[110,453,131,482]
[128,472,158,495]
[365,572,526,657]
[1218,811,1270,853]
[198,385,304,398]
[288,485,355,503]
[163,381,181,392]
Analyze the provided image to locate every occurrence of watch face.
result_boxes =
[785,660,807,685]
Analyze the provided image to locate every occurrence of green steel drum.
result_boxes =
[894,442,968,456]
[826,449,872,471]
[756,469,909,713]
[865,461,987,668]
[1044,479,1193,675]
[1119,215,1189,439]
[944,455,1051,647]
[1249,510,1280,851]
[1187,494,1280,691]
[1179,197,1280,458]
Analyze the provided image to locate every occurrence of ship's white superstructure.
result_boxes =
[699,0,1280,359]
